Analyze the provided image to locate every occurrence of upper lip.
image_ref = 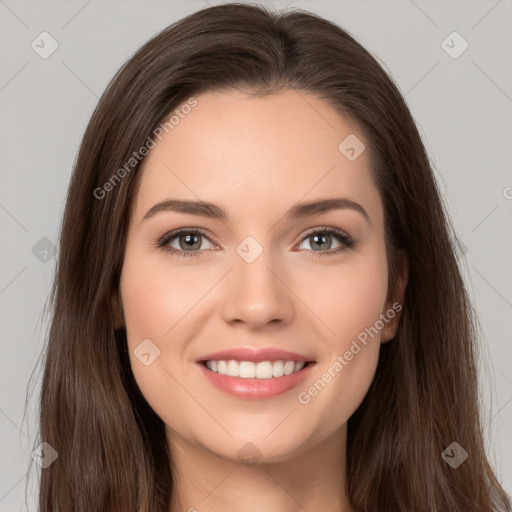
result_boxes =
[198,347,314,363]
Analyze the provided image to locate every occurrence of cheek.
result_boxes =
[119,251,199,429]
[293,247,387,417]
[298,245,389,348]
[120,247,207,344]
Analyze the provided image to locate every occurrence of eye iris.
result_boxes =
[311,233,331,250]
[180,233,201,251]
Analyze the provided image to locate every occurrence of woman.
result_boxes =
[33,2,510,511]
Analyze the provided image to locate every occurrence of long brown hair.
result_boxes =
[28,2,510,511]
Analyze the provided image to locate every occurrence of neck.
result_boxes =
[167,425,351,512]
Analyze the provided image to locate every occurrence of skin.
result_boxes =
[114,89,408,512]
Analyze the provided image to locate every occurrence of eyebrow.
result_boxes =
[142,197,371,225]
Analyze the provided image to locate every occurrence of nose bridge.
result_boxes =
[220,234,294,327]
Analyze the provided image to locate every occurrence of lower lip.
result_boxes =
[197,362,315,400]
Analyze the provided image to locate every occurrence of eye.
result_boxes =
[157,226,356,258]
[157,228,216,257]
[296,227,355,257]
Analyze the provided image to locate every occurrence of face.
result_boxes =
[117,89,404,464]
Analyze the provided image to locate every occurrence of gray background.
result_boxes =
[1,0,511,509]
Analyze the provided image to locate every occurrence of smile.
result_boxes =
[197,359,315,400]
[204,359,307,378]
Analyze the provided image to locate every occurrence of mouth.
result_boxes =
[196,353,316,400]
[200,359,313,378]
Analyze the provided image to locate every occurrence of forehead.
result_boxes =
[131,89,382,225]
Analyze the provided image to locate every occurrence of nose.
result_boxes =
[220,249,295,330]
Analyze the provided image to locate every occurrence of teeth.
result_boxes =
[256,361,273,379]
[272,360,284,377]
[204,359,307,379]
[295,361,306,372]
[217,360,227,375]
[284,360,295,375]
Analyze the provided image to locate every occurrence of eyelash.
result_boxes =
[156,226,356,258]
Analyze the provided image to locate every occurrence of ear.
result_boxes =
[111,284,125,330]
[381,250,408,343]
